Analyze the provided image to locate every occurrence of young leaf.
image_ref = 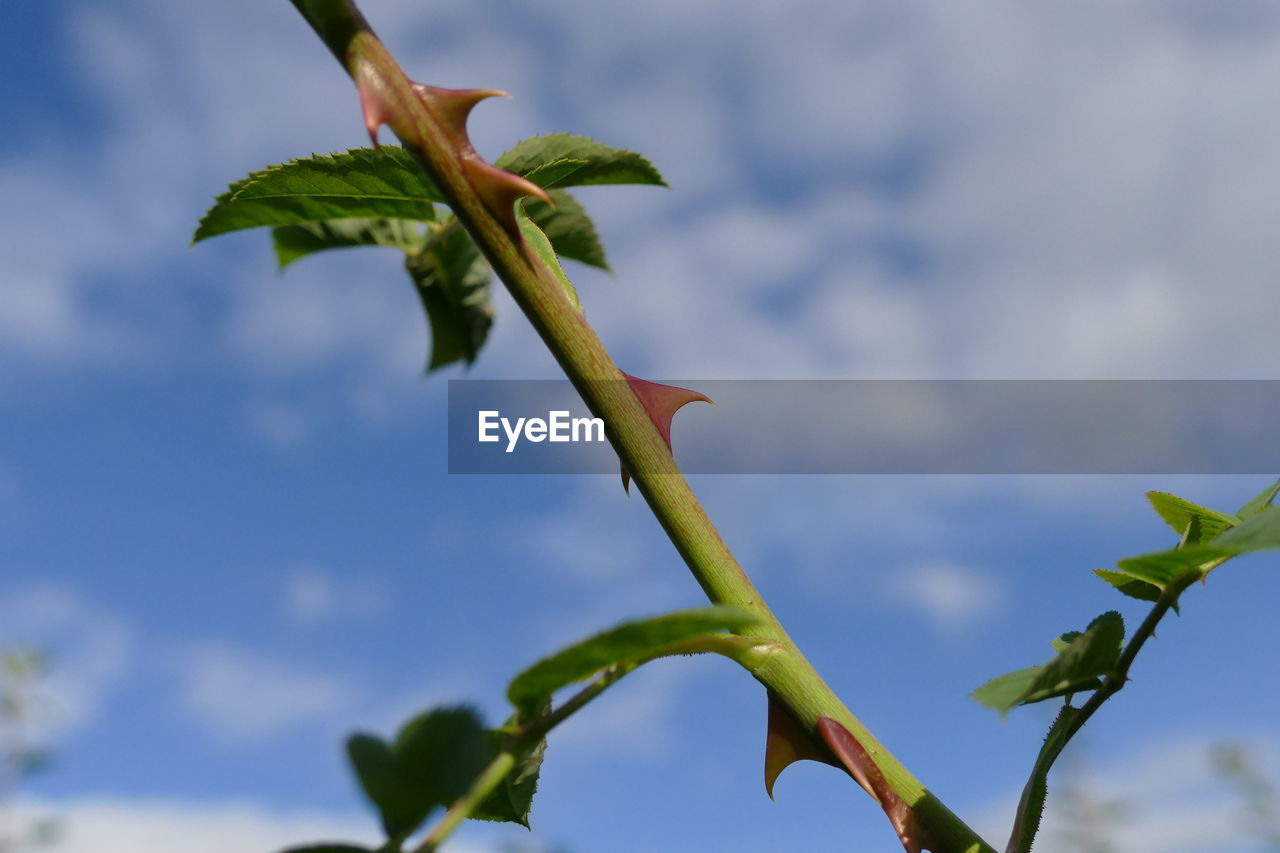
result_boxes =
[495,134,668,188]
[972,613,1124,715]
[1212,504,1280,553]
[516,202,579,306]
[1092,569,1163,605]
[344,707,490,840]
[407,224,494,370]
[525,190,610,271]
[1146,492,1239,545]
[507,606,756,712]
[1020,611,1124,705]
[194,148,442,243]
[393,707,492,812]
[346,734,422,838]
[273,218,429,269]
[1113,545,1231,589]
[971,667,1047,716]
[473,715,547,828]
[1237,479,1280,520]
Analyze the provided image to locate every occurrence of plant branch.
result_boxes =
[285,3,996,849]
[1004,568,1204,853]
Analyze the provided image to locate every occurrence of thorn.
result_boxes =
[414,84,509,144]
[356,66,393,148]
[764,695,836,799]
[816,718,937,853]
[462,158,553,238]
[619,373,712,493]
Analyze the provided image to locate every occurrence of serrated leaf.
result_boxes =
[516,202,579,306]
[496,133,668,188]
[1050,632,1081,654]
[526,190,610,271]
[973,613,1124,716]
[273,218,429,269]
[523,158,589,189]
[407,224,493,371]
[1093,569,1164,605]
[1237,480,1280,520]
[1114,545,1231,589]
[194,147,441,243]
[507,606,756,712]
[345,707,490,840]
[1213,504,1280,553]
[1146,492,1239,545]
[971,666,1045,716]
[1021,612,1124,705]
[474,716,547,828]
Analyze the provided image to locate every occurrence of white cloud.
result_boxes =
[11,796,376,853]
[882,561,1005,633]
[975,732,1280,853]
[282,566,388,627]
[8,795,514,853]
[168,642,355,742]
[9,0,1280,405]
[0,585,134,740]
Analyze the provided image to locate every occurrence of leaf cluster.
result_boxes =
[195,135,665,371]
[285,606,752,852]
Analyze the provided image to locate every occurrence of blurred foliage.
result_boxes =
[0,647,58,853]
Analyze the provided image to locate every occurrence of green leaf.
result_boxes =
[346,735,420,838]
[1021,612,1124,705]
[1213,505,1280,553]
[516,202,579,306]
[526,190,610,271]
[1114,546,1231,589]
[279,846,374,853]
[345,707,490,840]
[1146,492,1239,545]
[194,148,441,243]
[273,219,429,269]
[1093,569,1163,605]
[507,606,757,712]
[495,134,668,188]
[523,158,590,189]
[1237,480,1280,520]
[971,666,1044,716]
[972,613,1125,716]
[394,707,492,810]
[474,716,547,828]
[407,224,494,371]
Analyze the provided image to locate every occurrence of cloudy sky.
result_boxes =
[4,0,1280,851]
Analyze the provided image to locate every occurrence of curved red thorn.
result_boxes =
[764,694,836,799]
[414,84,509,143]
[462,158,554,238]
[356,65,394,148]
[816,718,938,853]
[620,373,712,493]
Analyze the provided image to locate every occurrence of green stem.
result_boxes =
[286,3,996,850]
[1005,569,1204,853]
[415,750,518,853]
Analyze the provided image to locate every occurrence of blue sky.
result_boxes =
[4,1,1280,851]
